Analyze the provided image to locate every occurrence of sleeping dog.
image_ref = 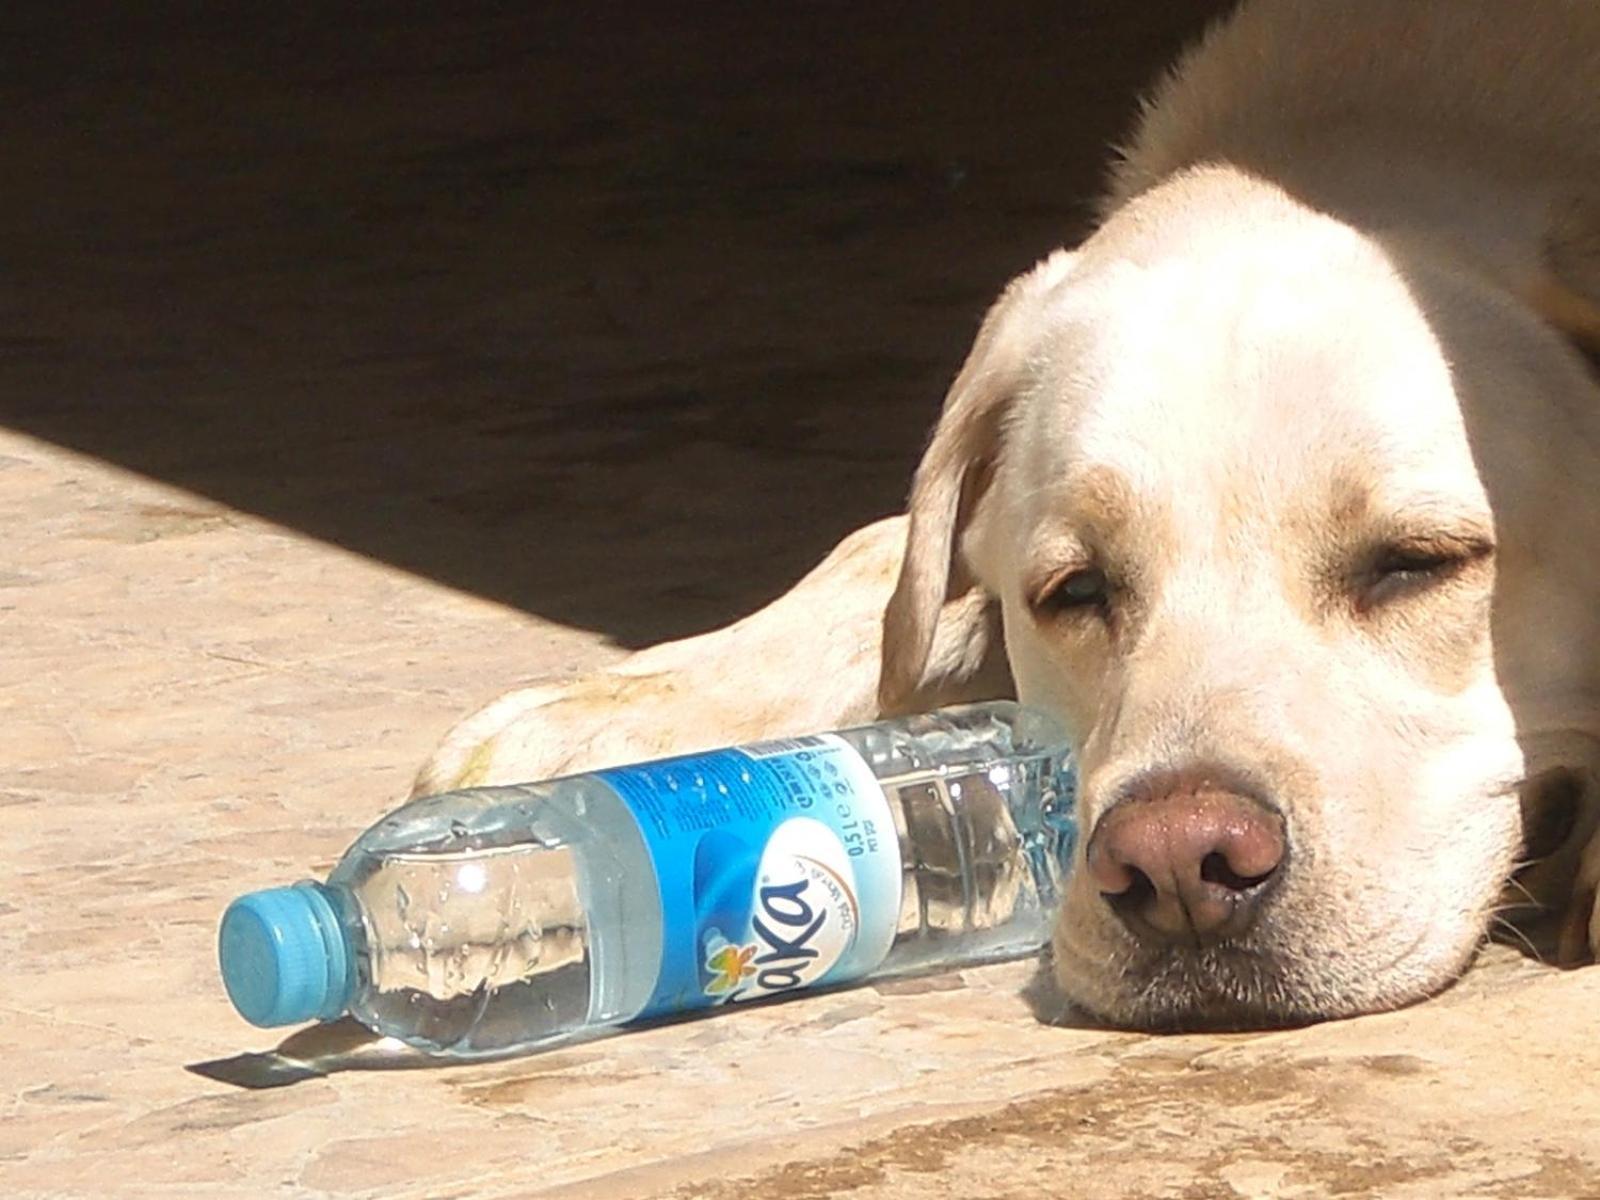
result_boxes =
[417,0,1600,1030]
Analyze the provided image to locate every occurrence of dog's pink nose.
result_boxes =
[1086,783,1286,944]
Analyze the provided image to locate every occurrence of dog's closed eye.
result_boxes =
[1033,565,1112,617]
[1358,535,1494,612]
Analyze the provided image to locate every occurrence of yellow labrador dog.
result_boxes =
[417,0,1600,1030]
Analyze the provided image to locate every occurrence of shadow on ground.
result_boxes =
[0,1,1228,646]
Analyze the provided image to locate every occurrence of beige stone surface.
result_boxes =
[5,4,1600,1197]
[6,427,1600,1200]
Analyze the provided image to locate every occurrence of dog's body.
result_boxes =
[419,0,1600,1029]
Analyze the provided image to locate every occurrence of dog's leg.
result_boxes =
[1533,194,1600,965]
[412,515,1011,795]
[1537,192,1600,365]
[1558,828,1600,966]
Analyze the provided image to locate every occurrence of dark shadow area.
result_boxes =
[0,1,1230,646]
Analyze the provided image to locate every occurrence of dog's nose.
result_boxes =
[1086,783,1287,945]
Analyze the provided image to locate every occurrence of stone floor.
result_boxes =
[6,4,1600,1198]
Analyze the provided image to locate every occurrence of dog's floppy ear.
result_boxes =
[1531,193,1600,367]
[878,249,1077,715]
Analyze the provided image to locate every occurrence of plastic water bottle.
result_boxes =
[218,701,1078,1059]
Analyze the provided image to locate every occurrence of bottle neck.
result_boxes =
[218,880,360,1028]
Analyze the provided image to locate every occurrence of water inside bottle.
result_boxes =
[340,827,595,1051]
[328,704,1074,1055]
[837,706,1077,975]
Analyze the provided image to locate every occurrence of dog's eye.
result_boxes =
[1038,566,1110,614]
[1362,542,1481,608]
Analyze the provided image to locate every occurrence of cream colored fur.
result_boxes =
[420,0,1600,1028]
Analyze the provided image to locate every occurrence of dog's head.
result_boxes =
[881,167,1600,1029]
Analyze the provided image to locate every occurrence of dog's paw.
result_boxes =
[1557,832,1600,966]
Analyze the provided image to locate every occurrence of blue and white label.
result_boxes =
[596,735,900,1019]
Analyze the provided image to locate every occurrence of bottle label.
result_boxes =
[596,734,901,1019]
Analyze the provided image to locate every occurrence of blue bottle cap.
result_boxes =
[218,882,354,1027]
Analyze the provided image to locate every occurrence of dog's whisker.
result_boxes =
[1500,875,1546,910]
[1488,913,1547,964]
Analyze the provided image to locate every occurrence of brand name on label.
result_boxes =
[702,817,860,1002]
[749,875,826,993]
